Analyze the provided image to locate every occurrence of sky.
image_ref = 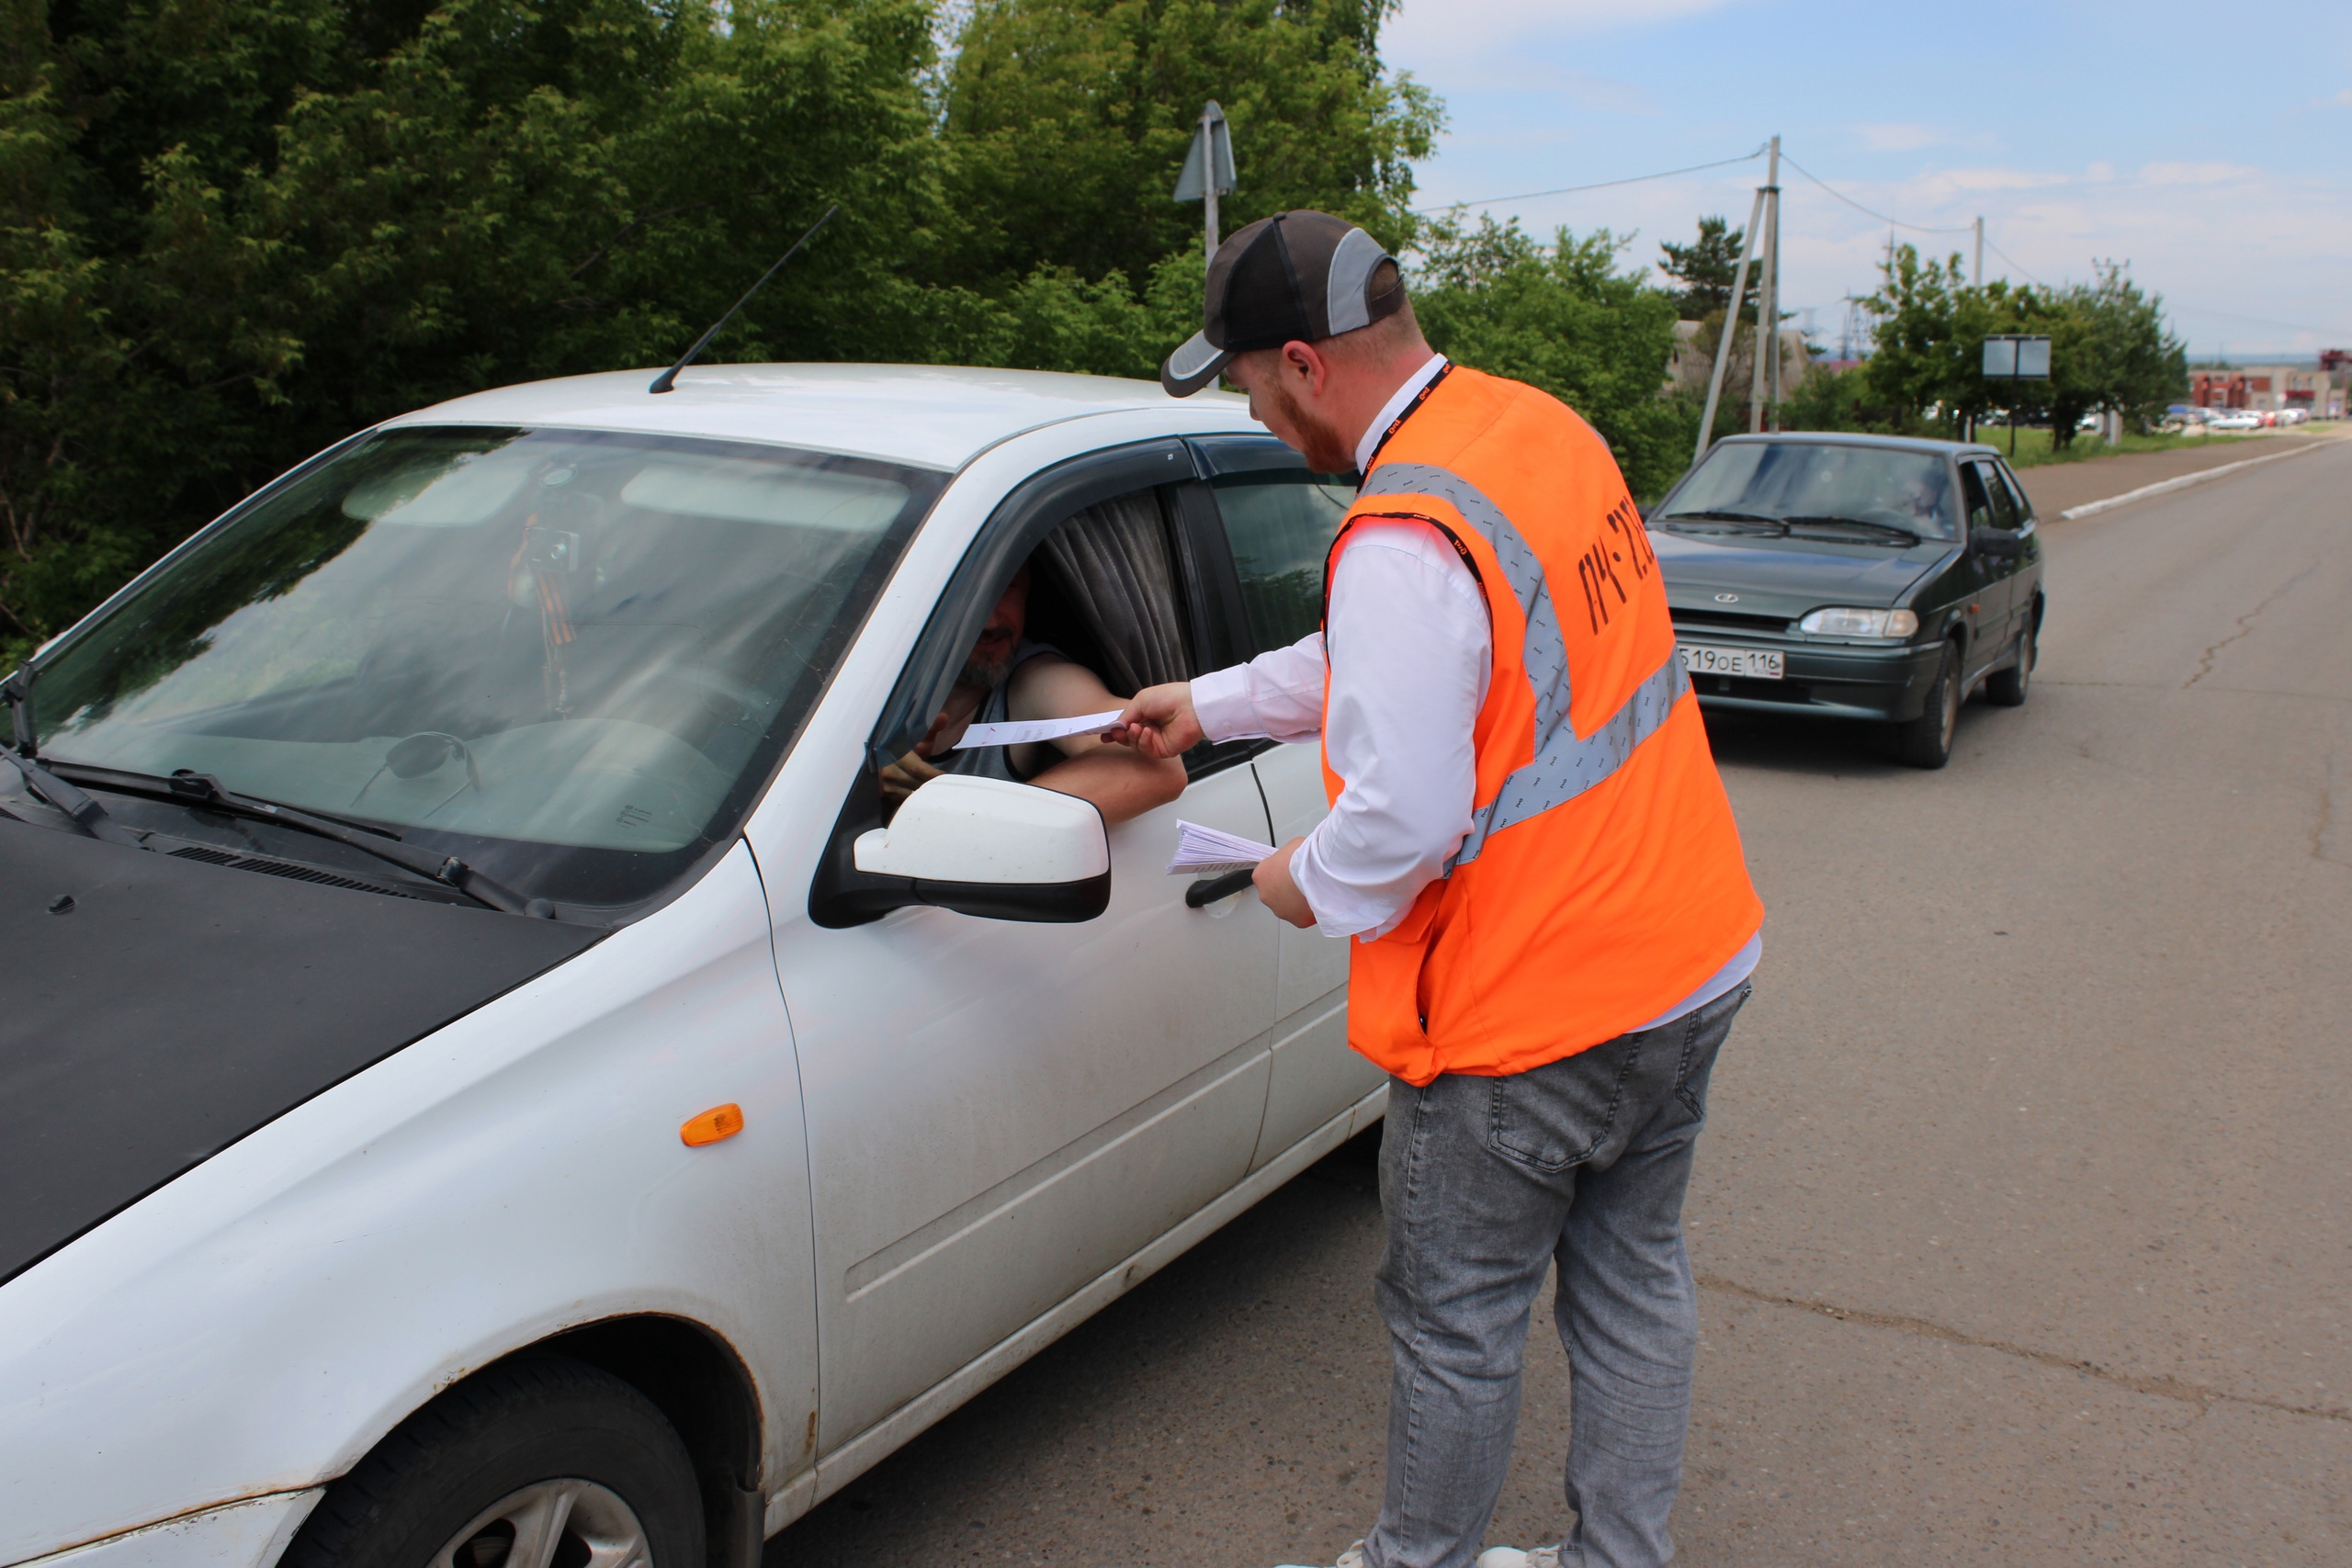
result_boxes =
[1377,0,2352,361]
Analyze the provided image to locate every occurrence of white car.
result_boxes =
[2207,410,2263,431]
[0,367,1381,1568]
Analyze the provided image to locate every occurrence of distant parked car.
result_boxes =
[2209,410,2263,431]
[1647,433,2044,770]
[2278,407,2309,425]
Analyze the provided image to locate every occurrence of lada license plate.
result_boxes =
[1679,643,1783,681]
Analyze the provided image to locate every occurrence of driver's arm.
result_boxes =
[1008,654,1185,824]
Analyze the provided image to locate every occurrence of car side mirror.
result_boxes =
[811,773,1110,927]
[1970,527,2022,560]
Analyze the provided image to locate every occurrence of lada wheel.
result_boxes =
[1892,640,1962,770]
[1984,611,2037,707]
[282,1357,703,1568]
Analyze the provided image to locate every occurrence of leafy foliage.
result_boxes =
[0,0,1437,660]
[1855,244,2185,445]
[1657,214,1754,322]
[1412,217,1688,500]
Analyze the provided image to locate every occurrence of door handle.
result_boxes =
[1185,867,1256,908]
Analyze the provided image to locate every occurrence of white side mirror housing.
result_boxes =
[851,774,1110,920]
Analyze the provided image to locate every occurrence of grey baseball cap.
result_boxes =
[1160,210,1407,397]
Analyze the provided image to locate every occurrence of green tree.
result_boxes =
[1657,214,1753,321]
[0,0,1440,660]
[1411,216,1685,500]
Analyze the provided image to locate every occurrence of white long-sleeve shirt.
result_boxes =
[1189,353,1759,1029]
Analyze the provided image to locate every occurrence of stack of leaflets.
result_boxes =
[1166,820,1274,876]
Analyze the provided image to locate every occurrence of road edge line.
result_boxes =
[2056,438,2331,522]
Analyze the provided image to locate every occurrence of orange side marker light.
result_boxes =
[680,1103,745,1146]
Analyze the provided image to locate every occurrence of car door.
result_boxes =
[1964,457,2030,655]
[1189,434,1385,1167]
[771,446,1282,1452]
[1987,457,2045,637]
[1953,458,2014,680]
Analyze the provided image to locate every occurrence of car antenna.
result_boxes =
[648,203,839,395]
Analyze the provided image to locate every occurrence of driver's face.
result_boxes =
[962,568,1031,691]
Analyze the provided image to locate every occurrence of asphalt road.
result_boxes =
[769,442,2352,1568]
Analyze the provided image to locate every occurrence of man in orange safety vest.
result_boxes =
[1109,210,1764,1568]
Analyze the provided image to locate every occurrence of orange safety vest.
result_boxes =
[1322,366,1763,1085]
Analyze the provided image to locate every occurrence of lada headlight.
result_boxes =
[1798,606,1918,638]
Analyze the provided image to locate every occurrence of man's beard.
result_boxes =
[1259,373,1358,474]
[960,649,1014,691]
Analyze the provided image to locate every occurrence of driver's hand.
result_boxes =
[1104,681,1204,760]
[879,748,945,803]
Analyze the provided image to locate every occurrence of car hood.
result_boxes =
[1649,527,1951,615]
[0,818,600,1286]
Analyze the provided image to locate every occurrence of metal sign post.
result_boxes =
[1173,101,1238,256]
[1981,334,2052,458]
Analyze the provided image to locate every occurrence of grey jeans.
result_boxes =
[1363,984,1747,1568]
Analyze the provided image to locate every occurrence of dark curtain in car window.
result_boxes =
[1035,491,1193,694]
[1209,473,1356,655]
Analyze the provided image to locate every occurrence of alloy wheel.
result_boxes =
[432,1480,652,1568]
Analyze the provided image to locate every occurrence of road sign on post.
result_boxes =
[1173,101,1237,256]
[1982,334,2052,458]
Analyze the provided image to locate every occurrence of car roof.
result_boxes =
[1710,431,1999,459]
[383,364,1258,471]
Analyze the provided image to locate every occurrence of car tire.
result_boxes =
[279,1355,705,1568]
[1984,605,2037,707]
[1891,640,1962,770]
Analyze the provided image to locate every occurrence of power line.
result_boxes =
[1413,145,1769,215]
[1778,153,1974,234]
[1984,239,2046,288]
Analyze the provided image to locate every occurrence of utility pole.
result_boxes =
[1748,134,1781,434]
[1694,184,1766,466]
[1973,216,1984,288]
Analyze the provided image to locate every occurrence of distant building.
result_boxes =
[2190,365,2342,418]
[1666,320,1812,400]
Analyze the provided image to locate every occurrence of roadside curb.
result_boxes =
[2057,439,2332,522]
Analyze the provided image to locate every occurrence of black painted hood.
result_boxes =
[1651,527,1951,609]
[0,818,601,1286]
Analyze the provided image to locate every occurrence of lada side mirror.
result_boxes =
[1970,527,2022,560]
[811,773,1110,927]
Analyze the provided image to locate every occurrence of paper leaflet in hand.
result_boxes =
[1167,819,1275,876]
[950,708,1125,750]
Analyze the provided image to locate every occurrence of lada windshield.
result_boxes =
[25,426,941,909]
[1661,442,1959,540]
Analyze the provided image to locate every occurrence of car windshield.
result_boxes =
[1660,442,1959,540]
[25,426,941,910]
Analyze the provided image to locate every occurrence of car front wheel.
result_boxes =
[1891,640,1962,770]
[282,1356,705,1568]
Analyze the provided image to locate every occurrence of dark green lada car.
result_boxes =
[1647,432,2045,768]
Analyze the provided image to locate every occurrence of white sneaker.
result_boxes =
[1476,1548,1562,1568]
[1274,1541,1366,1568]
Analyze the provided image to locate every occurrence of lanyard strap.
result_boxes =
[1357,360,1454,480]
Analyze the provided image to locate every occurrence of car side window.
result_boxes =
[1990,460,2035,525]
[1207,471,1356,655]
[1958,461,1996,535]
[1971,461,2021,532]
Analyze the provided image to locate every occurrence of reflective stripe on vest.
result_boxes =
[1357,459,1691,871]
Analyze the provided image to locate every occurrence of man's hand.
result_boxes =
[1253,838,1317,929]
[1104,681,1204,760]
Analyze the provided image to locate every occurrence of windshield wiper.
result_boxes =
[1779,514,1923,546]
[2,665,150,848]
[41,760,538,916]
[1657,510,1790,535]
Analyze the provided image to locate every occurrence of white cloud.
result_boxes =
[2139,160,2262,186]
[1855,123,1943,152]
[1384,0,1739,60]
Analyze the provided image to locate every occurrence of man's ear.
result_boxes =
[1283,340,1329,400]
